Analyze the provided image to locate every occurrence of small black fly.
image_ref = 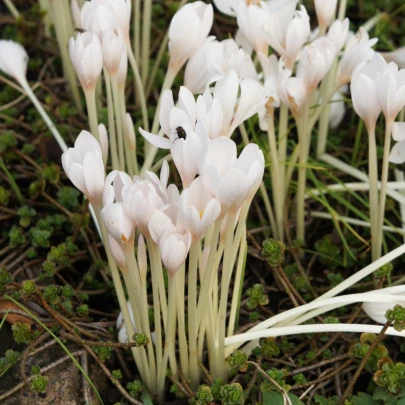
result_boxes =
[174,126,187,142]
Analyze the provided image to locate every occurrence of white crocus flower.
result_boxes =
[213,70,265,137]
[103,170,132,206]
[196,91,224,139]
[278,69,307,114]
[199,137,264,213]
[185,37,258,94]
[258,54,281,131]
[338,28,378,85]
[69,32,103,91]
[351,53,386,130]
[102,202,134,245]
[148,210,192,275]
[81,1,118,40]
[236,0,270,56]
[362,286,405,324]
[314,0,337,33]
[376,61,405,122]
[381,47,405,69]
[122,180,165,235]
[102,29,126,76]
[0,40,29,83]
[178,177,221,240]
[389,122,405,164]
[81,0,131,44]
[139,87,209,187]
[61,130,105,205]
[144,160,180,205]
[297,37,336,94]
[327,18,349,54]
[265,2,310,69]
[212,0,238,17]
[329,88,346,129]
[168,2,214,72]
[108,234,127,270]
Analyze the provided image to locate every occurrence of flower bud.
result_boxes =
[69,32,103,91]
[108,234,127,269]
[102,29,126,76]
[98,123,109,164]
[125,113,136,150]
[314,0,337,33]
[168,2,214,72]
[0,40,29,83]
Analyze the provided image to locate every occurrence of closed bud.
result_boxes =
[0,40,29,83]
[69,32,103,91]
[168,2,214,72]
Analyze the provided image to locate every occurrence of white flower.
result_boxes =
[81,0,131,44]
[258,54,281,131]
[213,70,265,137]
[338,28,378,85]
[376,61,405,121]
[168,2,214,72]
[362,286,405,324]
[81,1,118,40]
[61,130,105,204]
[102,28,126,76]
[102,202,135,245]
[0,40,29,83]
[381,47,405,69]
[199,137,264,213]
[278,69,307,114]
[327,18,349,54]
[314,0,337,33]
[389,122,405,164]
[139,87,209,187]
[103,170,132,206]
[297,37,336,93]
[124,113,136,151]
[122,180,165,235]
[69,32,103,91]
[148,210,192,274]
[212,0,238,17]
[329,88,346,129]
[237,0,269,56]
[98,123,109,164]
[108,234,127,269]
[264,3,310,69]
[184,37,258,94]
[184,37,222,94]
[144,160,180,204]
[351,53,386,130]
[178,177,221,240]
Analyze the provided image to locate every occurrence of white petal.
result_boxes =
[139,128,171,149]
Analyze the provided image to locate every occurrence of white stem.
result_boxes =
[395,169,405,244]
[309,211,405,235]
[307,181,405,197]
[18,77,67,152]
[225,323,404,346]
[320,154,405,206]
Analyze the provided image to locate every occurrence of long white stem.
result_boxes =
[126,43,149,132]
[18,78,67,152]
[376,121,394,258]
[307,181,405,197]
[309,211,405,235]
[320,154,405,206]
[395,169,405,244]
[225,323,404,347]
[188,240,200,390]
[141,0,152,85]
